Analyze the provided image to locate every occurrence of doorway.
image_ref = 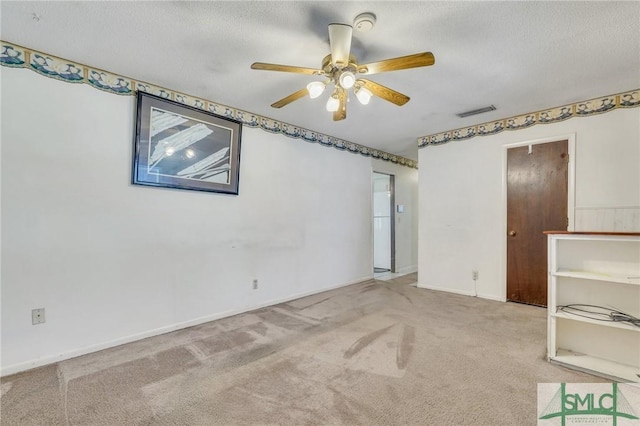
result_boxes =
[506,139,569,306]
[373,172,395,274]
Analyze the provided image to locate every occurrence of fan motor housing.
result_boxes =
[322,54,358,73]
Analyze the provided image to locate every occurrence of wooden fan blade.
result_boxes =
[357,52,435,75]
[332,88,347,121]
[358,79,410,106]
[251,62,323,76]
[271,88,309,108]
[328,23,352,67]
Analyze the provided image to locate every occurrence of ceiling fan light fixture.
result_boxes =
[339,71,356,89]
[355,86,372,105]
[326,95,340,112]
[306,81,326,99]
[251,22,436,120]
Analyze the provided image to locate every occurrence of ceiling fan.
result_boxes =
[250,21,435,121]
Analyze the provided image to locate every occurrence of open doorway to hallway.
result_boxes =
[373,172,395,278]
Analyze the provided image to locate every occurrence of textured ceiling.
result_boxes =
[2,1,639,160]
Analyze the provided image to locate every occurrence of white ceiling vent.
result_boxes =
[456,105,496,118]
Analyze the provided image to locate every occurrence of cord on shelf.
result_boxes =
[557,304,640,327]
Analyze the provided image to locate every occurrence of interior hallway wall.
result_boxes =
[418,107,640,300]
[0,67,417,375]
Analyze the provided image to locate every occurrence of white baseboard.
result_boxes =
[416,283,504,302]
[0,275,370,377]
[417,283,475,297]
[396,264,418,275]
[477,293,506,302]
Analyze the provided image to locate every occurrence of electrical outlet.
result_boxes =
[252,279,258,290]
[472,271,479,281]
[32,308,45,325]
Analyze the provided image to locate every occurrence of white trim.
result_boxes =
[500,134,577,302]
[374,265,417,281]
[397,264,418,275]
[0,275,371,377]
[416,283,505,302]
[477,293,506,302]
[576,205,640,210]
[416,283,475,297]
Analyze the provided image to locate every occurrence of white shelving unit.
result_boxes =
[546,231,640,382]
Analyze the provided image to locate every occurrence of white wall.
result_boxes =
[418,107,640,300]
[0,67,417,375]
[373,159,419,275]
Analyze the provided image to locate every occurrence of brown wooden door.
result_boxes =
[507,140,568,306]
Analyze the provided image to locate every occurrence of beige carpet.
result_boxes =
[1,274,606,425]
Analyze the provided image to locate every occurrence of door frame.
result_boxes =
[372,171,396,274]
[499,134,576,302]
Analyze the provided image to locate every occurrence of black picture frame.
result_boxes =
[132,91,242,195]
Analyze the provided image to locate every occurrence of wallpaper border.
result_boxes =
[418,89,639,148]
[0,41,418,169]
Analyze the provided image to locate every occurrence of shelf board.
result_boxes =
[553,269,640,285]
[551,350,640,382]
[545,231,640,237]
[552,311,640,332]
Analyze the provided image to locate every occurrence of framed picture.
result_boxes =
[132,91,242,195]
